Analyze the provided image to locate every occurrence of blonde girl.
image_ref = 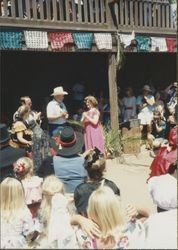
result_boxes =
[13,157,43,217]
[76,186,145,249]
[36,175,78,249]
[1,177,36,248]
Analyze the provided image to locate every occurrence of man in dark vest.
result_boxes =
[0,123,26,181]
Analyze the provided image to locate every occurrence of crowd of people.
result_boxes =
[0,82,177,249]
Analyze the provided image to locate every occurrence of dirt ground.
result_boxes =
[105,145,157,214]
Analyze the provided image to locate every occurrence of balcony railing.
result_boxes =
[113,0,177,35]
[0,0,176,34]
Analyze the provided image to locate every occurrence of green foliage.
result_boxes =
[116,35,125,70]
[103,125,123,158]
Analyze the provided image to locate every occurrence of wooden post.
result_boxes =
[108,53,119,130]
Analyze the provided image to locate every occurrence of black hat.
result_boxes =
[0,124,10,145]
[50,126,84,157]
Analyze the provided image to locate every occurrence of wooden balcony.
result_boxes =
[0,0,176,35]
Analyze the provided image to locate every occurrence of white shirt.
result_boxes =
[148,174,177,210]
[47,99,67,125]
[143,209,177,249]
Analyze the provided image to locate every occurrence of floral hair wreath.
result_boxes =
[84,147,104,169]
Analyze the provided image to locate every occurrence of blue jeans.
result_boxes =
[48,123,66,137]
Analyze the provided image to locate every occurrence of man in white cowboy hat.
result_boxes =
[47,86,69,136]
[136,85,155,147]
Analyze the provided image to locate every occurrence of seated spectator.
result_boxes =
[37,126,87,193]
[10,105,33,151]
[35,175,78,249]
[143,209,177,249]
[13,157,43,218]
[148,125,177,180]
[35,175,101,249]
[0,123,26,182]
[148,162,177,213]
[121,87,136,122]
[166,106,176,138]
[74,147,120,216]
[1,177,38,249]
[147,111,167,151]
[76,186,145,249]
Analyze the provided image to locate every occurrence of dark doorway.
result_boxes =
[1,51,109,125]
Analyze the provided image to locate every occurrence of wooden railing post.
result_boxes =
[106,0,116,29]
[108,53,119,130]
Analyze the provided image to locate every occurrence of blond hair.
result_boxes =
[39,175,64,232]
[87,186,123,240]
[1,177,27,222]
[14,157,34,179]
[85,96,98,107]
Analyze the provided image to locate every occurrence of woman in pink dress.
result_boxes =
[81,96,105,154]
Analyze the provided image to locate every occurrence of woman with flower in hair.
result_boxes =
[81,96,105,154]
[1,177,37,248]
[13,157,43,218]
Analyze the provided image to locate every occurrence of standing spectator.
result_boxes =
[164,82,177,109]
[0,123,26,182]
[37,126,87,193]
[13,157,43,218]
[1,177,37,248]
[74,147,120,216]
[13,96,41,125]
[72,82,85,111]
[81,96,105,154]
[136,85,155,141]
[46,86,69,136]
[121,87,137,122]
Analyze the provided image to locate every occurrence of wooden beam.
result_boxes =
[108,53,119,129]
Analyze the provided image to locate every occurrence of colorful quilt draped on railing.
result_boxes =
[151,37,167,52]
[135,36,151,52]
[166,38,177,52]
[94,33,112,50]
[24,31,48,49]
[72,33,93,49]
[48,32,73,50]
[118,31,135,48]
[0,32,23,49]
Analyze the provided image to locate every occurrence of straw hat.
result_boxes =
[51,86,68,96]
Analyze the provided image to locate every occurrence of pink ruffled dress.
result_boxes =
[22,176,43,217]
[83,108,105,154]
